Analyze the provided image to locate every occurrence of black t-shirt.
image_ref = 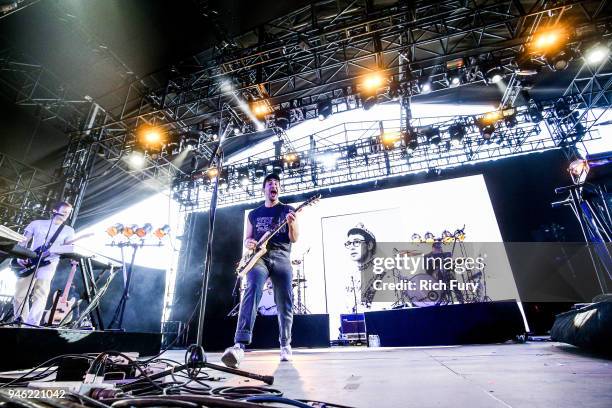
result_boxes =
[248,202,295,255]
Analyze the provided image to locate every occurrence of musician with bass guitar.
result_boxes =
[221,173,301,368]
[13,201,75,326]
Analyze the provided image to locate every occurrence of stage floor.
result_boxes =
[167,342,611,408]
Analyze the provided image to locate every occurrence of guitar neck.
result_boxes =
[59,264,78,303]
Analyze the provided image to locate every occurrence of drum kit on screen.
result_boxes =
[229,250,310,317]
[391,228,489,308]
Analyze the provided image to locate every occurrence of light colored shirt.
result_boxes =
[24,220,75,280]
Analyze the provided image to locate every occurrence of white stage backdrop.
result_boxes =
[242,174,520,339]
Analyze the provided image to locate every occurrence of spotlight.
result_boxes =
[135,223,153,238]
[317,99,333,120]
[423,127,441,145]
[123,224,138,238]
[485,66,504,84]
[548,47,575,71]
[418,78,432,94]
[162,134,181,156]
[448,123,466,146]
[254,163,266,179]
[584,44,609,65]
[411,233,422,243]
[481,110,502,125]
[361,72,385,92]
[317,151,340,169]
[182,133,200,150]
[106,223,124,237]
[153,225,171,239]
[381,131,402,149]
[218,169,229,188]
[142,127,162,145]
[274,109,291,130]
[504,113,518,128]
[388,79,401,100]
[446,62,464,87]
[527,102,543,123]
[554,100,571,118]
[271,159,284,174]
[206,167,219,179]
[403,128,419,153]
[476,120,496,141]
[251,101,271,118]
[129,150,145,167]
[530,27,568,54]
[568,159,589,183]
[237,168,250,186]
[283,152,300,169]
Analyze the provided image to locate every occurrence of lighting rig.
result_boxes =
[169,92,603,211]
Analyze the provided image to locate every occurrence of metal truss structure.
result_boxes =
[84,0,611,159]
[0,153,64,230]
[171,97,600,211]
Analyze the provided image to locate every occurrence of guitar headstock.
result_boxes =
[297,194,322,211]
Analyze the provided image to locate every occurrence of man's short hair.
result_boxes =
[53,201,73,211]
[262,173,281,188]
[347,223,376,252]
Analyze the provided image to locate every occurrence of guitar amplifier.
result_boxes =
[340,313,366,341]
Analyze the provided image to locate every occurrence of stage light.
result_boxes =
[411,233,422,243]
[129,150,145,167]
[402,128,418,153]
[206,167,219,179]
[502,108,518,128]
[106,223,124,237]
[361,72,385,92]
[317,99,333,120]
[271,159,284,174]
[423,127,441,146]
[448,123,466,146]
[554,100,571,118]
[418,78,432,94]
[317,152,340,169]
[446,69,463,87]
[548,47,574,71]
[481,110,502,125]
[530,27,568,53]
[182,133,200,151]
[274,109,291,130]
[568,159,589,183]
[142,127,162,144]
[251,101,271,118]
[123,224,138,238]
[135,223,153,238]
[153,225,171,239]
[476,121,496,141]
[381,131,402,149]
[254,163,266,179]
[388,79,401,100]
[584,44,609,65]
[485,66,504,84]
[283,152,300,169]
[424,232,435,243]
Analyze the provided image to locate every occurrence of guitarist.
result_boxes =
[13,201,75,325]
[221,173,299,368]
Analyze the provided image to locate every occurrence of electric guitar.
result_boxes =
[10,233,93,278]
[236,194,321,278]
[43,260,79,326]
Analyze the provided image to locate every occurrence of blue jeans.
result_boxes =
[235,250,293,347]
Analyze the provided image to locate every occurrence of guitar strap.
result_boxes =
[42,223,66,252]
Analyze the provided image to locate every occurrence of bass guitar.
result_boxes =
[43,260,79,326]
[235,194,320,278]
[10,233,93,278]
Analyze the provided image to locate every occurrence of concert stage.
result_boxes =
[0,327,161,371]
[166,341,612,408]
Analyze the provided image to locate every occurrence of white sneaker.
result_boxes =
[280,345,292,362]
[221,345,244,368]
